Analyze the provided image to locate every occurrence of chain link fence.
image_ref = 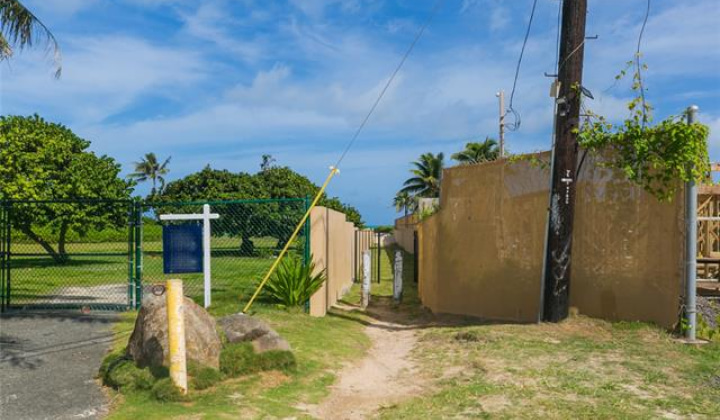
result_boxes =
[0,198,309,311]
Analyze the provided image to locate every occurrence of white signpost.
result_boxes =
[159,204,219,308]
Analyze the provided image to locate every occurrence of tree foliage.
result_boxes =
[399,152,444,198]
[393,191,416,216]
[128,153,171,199]
[0,115,133,261]
[159,165,363,255]
[0,0,61,77]
[451,137,499,165]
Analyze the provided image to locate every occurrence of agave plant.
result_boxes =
[263,255,326,307]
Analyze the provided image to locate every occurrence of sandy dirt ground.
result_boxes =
[306,301,428,420]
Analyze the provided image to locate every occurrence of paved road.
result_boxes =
[0,311,120,420]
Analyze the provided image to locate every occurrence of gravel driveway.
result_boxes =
[0,311,119,420]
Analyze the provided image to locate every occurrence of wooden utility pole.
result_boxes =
[542,0,587,322]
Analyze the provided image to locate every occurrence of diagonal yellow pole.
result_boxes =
[243,167,339,313]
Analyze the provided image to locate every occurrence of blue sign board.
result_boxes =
[163,224,203,274]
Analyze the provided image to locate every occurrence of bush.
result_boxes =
[263,255,325,307]
[187,361,224,390]
[99,350,156,391]
[220,342,296,377]
[151,378,189,402]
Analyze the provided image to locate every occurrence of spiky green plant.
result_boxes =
[263,255,326,307]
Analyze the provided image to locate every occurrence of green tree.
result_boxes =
[451,137,499,165]
[128,153,171,199]
[0,115,133,261]
[400,152,444,198]
[393,191,416,217]
[0,0,61,77]
[160,165,363,255]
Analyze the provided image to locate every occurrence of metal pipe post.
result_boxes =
[685,105,699,341]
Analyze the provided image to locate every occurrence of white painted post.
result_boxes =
[203,204,212,309]
[159,207,219,309]
[362,250,371,308]
[393,250,403,303]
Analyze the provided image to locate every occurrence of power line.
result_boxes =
[636,0,651,126]
[506,0,540,132]
[333,0,446,169]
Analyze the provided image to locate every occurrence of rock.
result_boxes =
[126,293,221,370]
[218,313,274,343]
[218,313,292,353]
[252,332,292,353]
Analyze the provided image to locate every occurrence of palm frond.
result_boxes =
[0,0,61,77]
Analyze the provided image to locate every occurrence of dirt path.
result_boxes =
[308,302,427,420]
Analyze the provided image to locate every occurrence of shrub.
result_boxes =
[263,255,326,307]
[188,361,224,390]
[151,378,189,402]
[220,342,296,377]
[99,350,156,391]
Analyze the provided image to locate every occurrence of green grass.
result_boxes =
[7,236,303,307]
[377,315,720,419]
[103,276,371,419]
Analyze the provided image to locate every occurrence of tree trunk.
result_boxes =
[239,235,255,256]
[57,222,69,260]
[20,226,65,264]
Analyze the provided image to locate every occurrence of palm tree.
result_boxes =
[129,153,171,198]
[393,191,416,217]
[451,137,499,165]
[0,0,62,77]
[400,152,444,198]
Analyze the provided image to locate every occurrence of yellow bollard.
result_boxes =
[166,279,187,394]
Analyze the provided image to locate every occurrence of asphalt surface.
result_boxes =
[0,311,120,420]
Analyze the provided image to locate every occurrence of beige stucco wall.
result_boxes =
[417,157,548,323]
[394,214,418,254]
[309,207,369,317]
[570,154,685,328]
[418,153,684,328]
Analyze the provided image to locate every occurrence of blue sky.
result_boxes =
[1,0,719,225]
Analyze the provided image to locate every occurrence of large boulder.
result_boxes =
[218,313,292,353]
[126,293,221,369]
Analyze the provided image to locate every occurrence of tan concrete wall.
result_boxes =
[394,214,418,253]
[570,153,685,328]
[417,157,548,323]
[417,153,685,328]
[309,207,369,317]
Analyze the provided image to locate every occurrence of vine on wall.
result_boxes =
[578,59,710,201]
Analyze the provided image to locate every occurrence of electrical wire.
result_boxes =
[333,0,446,168]
[505,0,539,132]
[636,0,651,127]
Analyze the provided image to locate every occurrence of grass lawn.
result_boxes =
[377,314,720,418]
[7,237,302,307]
[101,245,372,419]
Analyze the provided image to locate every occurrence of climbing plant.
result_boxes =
[578,59,710,201]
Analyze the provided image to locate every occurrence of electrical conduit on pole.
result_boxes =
[685,105,699,341]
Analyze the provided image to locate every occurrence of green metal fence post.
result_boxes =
[0,202,6,312]
[127,201,135,309]
[5,202,11,310]
[134,200,143,309]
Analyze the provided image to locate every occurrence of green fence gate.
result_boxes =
[0,198,310,312]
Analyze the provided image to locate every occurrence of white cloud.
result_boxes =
[1,35,206,123]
